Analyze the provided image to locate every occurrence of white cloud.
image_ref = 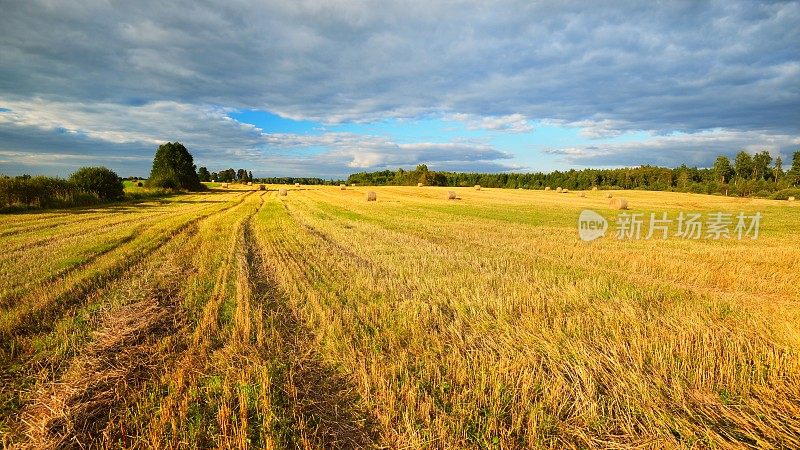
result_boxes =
[546,129,800,167]
[449,113,534,133]
[0,0,797,175]
[0,99,516,177]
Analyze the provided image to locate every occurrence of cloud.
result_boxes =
[1,1,798,134]
[0,99,515,177]
[545,130,800,167]
[0,1,797,174]
[449,113,534,133]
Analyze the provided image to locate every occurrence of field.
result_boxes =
[0,185,798,449]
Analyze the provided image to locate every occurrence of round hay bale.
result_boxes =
[247,182,253,186]
[279,188,288,196]
[579,192,586,197]
[610,198,628,210]
[556,187,563,193]
[592,186,598,191]
[136,181,143,187]
[258,184,266,191]
[544,187,551,191]
[340,184,346,190]
[417,182,423,187]
[366,191,376,201]
[789,196,796,202]
[351,183,357,187]
[222,183,229,188]
[606,192,613,198]
[295,182,300,187]
[562,189,569,194]
[447,191,457,200]
[475,185,481,191]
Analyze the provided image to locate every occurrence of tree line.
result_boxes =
[196,166,332,185]
[347,151,800,198]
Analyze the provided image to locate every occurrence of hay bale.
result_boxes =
[562,189,569,193]
[279,188,288,196]
[544,187,551,191]
[579,192,586,197]
[258,184,266,191]
[475,185,481,191]
[136,181,143,187]
[340,184,346,190]
[447,191,457,200]
[606,192,613,198]
[789,196,796,202]
[366,191,376,201]
[295,182,300,187]
[556,187,563,193]
[610,198,628,210]
[222,183,229,188]
[592,186,598,191]
[417,182,423,187]
[247,182,253,186]
[351,183,357,187]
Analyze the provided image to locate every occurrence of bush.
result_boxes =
[771,188,800,200]
[0,175,93,209]
[754,190,772,198]
[69,166,124,200]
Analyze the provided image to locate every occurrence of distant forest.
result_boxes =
[346,150,800,198]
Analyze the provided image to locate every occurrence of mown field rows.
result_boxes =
[0,186,798,448]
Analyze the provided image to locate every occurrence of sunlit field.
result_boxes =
[1,185,798,449]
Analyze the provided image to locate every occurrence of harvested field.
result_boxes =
[1,185,799,449]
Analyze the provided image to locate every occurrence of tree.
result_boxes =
[197,166,211,182]
[751,150,772,180]
[217,168,235,182]
[69,166,124,200]
[773,157,783,182]
[147,142,203,191]
[734,151,753,181]
[788,151,800,186]
[713,156,733,183]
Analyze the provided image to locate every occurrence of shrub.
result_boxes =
[0,175,92,209]
[771,188,800,200]
[69,167,124,200]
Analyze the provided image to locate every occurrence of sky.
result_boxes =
[0,0,798,179]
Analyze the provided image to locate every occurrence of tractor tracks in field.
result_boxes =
[1,191,255,342]
[5,193,257,448]
[243,199,382,449]
[0,193,256,443]
[279,200,393,281]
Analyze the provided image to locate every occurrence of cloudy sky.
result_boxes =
[1,1,798,178]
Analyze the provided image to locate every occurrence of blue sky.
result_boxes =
[0,1,798,178]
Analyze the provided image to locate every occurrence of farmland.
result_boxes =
[0,185,798,449]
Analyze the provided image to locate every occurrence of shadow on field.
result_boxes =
[243,218,382,449]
